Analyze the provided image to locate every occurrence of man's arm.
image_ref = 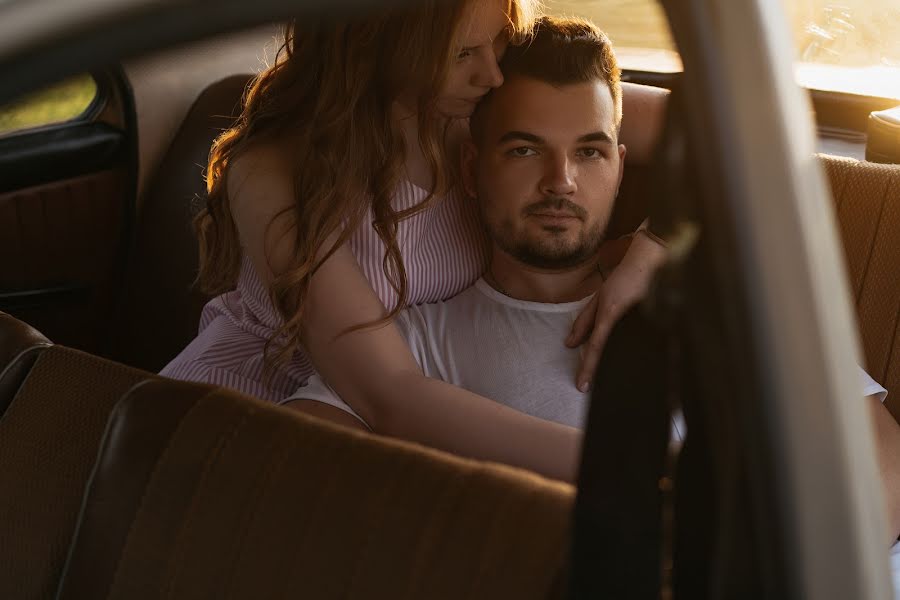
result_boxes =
[868,397,900,544]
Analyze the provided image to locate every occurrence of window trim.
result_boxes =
[0,70,106,140]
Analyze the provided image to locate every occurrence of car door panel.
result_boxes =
[0,68,136,354]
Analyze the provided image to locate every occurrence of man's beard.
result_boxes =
[486,197,608,270]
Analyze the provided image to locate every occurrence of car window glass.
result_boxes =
[0,73,98,137]
[545,0,900,99]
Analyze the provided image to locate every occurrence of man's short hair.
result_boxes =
[471,16,622,141]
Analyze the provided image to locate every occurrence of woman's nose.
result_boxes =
[473,51,504,89]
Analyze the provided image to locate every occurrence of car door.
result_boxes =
[0,67,137,355]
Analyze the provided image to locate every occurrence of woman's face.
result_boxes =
[438,0,512,118]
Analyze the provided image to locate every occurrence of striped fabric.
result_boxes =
[160,182,489,402]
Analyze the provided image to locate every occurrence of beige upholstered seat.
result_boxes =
[821,154,900,418]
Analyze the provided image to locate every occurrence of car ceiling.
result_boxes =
[0,0,414,105]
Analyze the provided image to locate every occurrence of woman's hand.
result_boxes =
[567,230,668,392]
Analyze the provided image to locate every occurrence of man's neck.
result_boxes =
[485,248,604,304]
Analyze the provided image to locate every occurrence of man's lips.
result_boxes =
[528,211,581,221]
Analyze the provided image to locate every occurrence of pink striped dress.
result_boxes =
[160,181,489,402]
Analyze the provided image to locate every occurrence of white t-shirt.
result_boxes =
[284,278,887,437]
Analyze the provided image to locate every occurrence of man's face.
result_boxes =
[464,76,625,270]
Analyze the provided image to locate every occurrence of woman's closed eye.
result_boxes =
[457,46,475,61]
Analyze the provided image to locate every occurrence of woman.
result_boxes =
[161,0,667,482]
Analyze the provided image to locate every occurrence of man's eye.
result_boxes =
[578,148,602,158]
[510,147,537,157]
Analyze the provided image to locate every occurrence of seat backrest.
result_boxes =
[109,74,252,372]
[821,154,900,418]
[58,378,573,600]
[0,345,154,600]
[0,311,51,416]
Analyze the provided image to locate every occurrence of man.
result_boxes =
[285,17,899,541]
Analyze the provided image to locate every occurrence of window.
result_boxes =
[0,73,98,137]
[544,0,680,73]
[788,1,900,99]
[545,0,900,100]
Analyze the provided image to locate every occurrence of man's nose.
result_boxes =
[540,155,577,196]
[473,52,504,89]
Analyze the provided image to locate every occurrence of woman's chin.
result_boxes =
[437,98,479,119]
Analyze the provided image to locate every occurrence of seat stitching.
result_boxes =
[464,469,539,598]
[397,465,471,600]
[884,301,900,389]
[342,451,418,599]
[106,389,216,598]
[277,437,359,600]
[162,404,252,599]
[0,343,53,426]
[856,171,891,305]
[834,160,848,213]
[219,422,293,600]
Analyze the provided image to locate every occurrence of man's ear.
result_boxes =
[615,143,627,197]
[460,140,479,199]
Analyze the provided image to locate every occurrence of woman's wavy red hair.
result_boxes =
[194,1,536,376]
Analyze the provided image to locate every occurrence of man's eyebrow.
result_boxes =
[497,131,544,144]
[578,131,615,144]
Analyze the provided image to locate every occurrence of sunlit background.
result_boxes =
[547,0,900,99]
[1,0,899,135]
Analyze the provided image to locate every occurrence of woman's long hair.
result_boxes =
[195,1,536,371]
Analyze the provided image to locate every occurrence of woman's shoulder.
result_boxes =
[225,140,301,283]
[227,141,295,220]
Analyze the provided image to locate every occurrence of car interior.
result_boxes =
[1,4,899,599]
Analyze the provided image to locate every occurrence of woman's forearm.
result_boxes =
[367,371,582,482]
[301,244,581,482]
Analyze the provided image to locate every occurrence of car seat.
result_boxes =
[108,74,252,372]
[0,312,155,600]
[57,377,574,599]
[822,154,900,418]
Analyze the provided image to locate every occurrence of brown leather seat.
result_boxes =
[0,341,155,600]
[109,74,252,373]
[57,378,573,599]
[0,311,51,416]
[821,154,900,418]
